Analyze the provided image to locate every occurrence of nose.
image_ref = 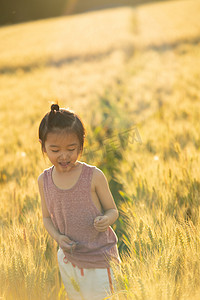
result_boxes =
[59,151,70,160]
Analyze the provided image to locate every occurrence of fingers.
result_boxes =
[94,216,105,224]
[58,235,78,252]
[94,226,108,232]
[65,243,76,254]
[62,236,74,243]
[94,222,108,231]
[62,242,77,253]
[94,216,109,232]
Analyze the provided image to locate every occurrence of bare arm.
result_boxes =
[38,173,77,251]
[93,168,119,232]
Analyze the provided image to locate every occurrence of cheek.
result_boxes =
[47,151,57,158]
[72,149,80,157]
[73,150,78,156]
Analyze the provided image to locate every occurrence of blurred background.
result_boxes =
[1,0,171,25]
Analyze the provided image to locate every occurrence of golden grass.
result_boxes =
[1,0,200,299]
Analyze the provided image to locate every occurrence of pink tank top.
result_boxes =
[43,162,121,269]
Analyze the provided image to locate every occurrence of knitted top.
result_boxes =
[43,162,121,269]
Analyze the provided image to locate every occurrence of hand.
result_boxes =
[94,215,110,232]
[58,234,78,253]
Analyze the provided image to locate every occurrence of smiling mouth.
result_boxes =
[59,162,70,167]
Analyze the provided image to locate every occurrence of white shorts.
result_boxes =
[57,248,116,300]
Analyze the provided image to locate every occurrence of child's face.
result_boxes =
[43,130,81,172]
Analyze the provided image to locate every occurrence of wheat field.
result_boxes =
[0,0,200,299]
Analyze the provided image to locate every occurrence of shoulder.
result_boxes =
[38,172,44,187]
[81,161,107,184]
[38,166,53,185]
[92,167,108,187]
[81,161,96,169]
[93,167,105,178]
[81,161,102,173]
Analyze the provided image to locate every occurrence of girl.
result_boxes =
[38,104,121,300]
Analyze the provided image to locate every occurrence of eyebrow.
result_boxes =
[49,143,78,147]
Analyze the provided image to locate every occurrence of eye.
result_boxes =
[68,148,75,152]
[52,150,59,153]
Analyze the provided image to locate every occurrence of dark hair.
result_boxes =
[39,104,85,152]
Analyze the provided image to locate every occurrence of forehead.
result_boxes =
[46,130,80,146]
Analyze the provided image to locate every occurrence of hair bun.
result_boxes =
[51,104,59,112]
